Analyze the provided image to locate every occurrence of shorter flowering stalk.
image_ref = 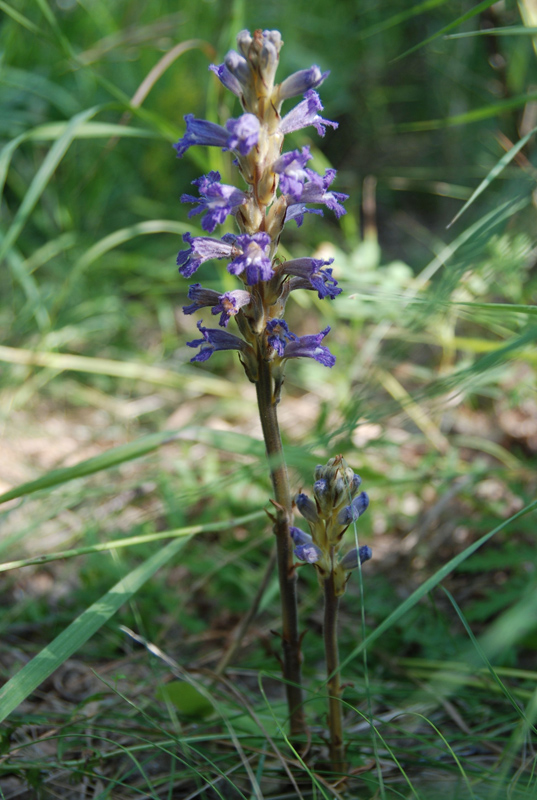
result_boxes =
[292,456,372,776]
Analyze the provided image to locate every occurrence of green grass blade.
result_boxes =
[393,0,498,60]
[448,125,537,227]
[0,106,101,265]
[0,510,265,573]
[340,499,537,672]
[398,89,537,131]
[357,0,450,40]
[0,429,182,504]
[0,535,190,724]
[446,26,537,38]
[0,0,45,35]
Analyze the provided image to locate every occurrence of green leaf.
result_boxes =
[0,535,190,724]
[156,681,214,719]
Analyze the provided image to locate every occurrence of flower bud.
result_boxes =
[337,492,369,526]
[340,545,372,571]
[295,492,320,524]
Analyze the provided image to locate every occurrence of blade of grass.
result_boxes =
[0,0,46,35]
[0,510,265,573]
[356,0,450,40]
[393,0,499,61]
[448,125,537,227]
[397,90,537,131]
[0,106,101,265]
[0,535,191,724]
[446,25,537,37]
[0,345,239,399]
[339,498,537,672]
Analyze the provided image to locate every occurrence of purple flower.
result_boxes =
[225,114,260,156]
[181,171,247,233]
[209,63,242,97]
[280,90,338,137]
[290,526,313,546]
[295,542,323,564]
[337,492,370,526]
[177,232,236,278]
[227,233,273,284]
[182,283,221,315]
[290,526,322,564]
[266,320,336,367]
[266,319,297,356]
[277,66,329,101]
[173,114,259,159]
[283,326,336,367]
[299,168,348,218]
[284,205,324,228]
[211,289,251,327]
[187,319,251,362]
[340,545,372,571]
[283,257,342,299]
[295,493,320,524]
[272,147,312,201]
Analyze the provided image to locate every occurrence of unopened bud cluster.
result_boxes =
[291,456,372,595]
[174,29,347,392]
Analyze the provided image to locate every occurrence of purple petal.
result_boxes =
[181,172,247,234]
[337,492,370,526]
[182,283,221,315]
[272,146,312,202]
[283,257,341,299]
[227,232,273,284]
[177,232,235,278]
[173,115,229,158]
[225,113,260,156]
[211,289,251,327]
[340,545,372,570]
[277,66,330,101]
[294,542,323,564]
[186,319,250,363]
[209,62,242,97]
[282,326,336,367]
[280,90,338,137]
[290,526,313,546]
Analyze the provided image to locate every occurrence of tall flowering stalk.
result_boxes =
[175,29,346,737]
[292,456,372,774]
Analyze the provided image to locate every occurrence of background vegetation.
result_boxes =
[1,0,537,797]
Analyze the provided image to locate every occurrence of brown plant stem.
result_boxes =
[324,566,347,776]
[255,356,306,738]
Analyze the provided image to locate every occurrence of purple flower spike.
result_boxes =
[211,289,251,327]
[181,171,247,234]
[283,256,342,299]
[183,283,221,315]
[272,147,312,202]
[337,491,370,526]
[225,114,260,156]
[177,233,236,278]
[340,545,372,571]
[277,66,329,101]
[283,326,336,367]
[186,319,250,363]
[227,233,273,284]
[280,90,338,137]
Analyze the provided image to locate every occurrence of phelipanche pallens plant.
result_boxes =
[292,456,372,774]
[174,29,371,743]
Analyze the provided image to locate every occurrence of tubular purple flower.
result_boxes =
[174,114,259,159]
[227,233,273,284]
[225,114,260,155]
[280,90,338,137]
[182,283,221,315]
[282,326,336,367]
[224,49,251,86]
[295,542,323,564]
[340,545,373,571]
[181,171,247,234]
[290,526,313,546]
[209,63,243,97]
[290,168,348,219]
[266,319,297,356]
[295,492,320,524]
[272,147,312,201]
[283,257,342,299]
[277,66,329,101]
[186,320,251,363]
[284,205,324,228]
[211,289,251,327]
[337,491,370,526]
[177,232,236,278]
